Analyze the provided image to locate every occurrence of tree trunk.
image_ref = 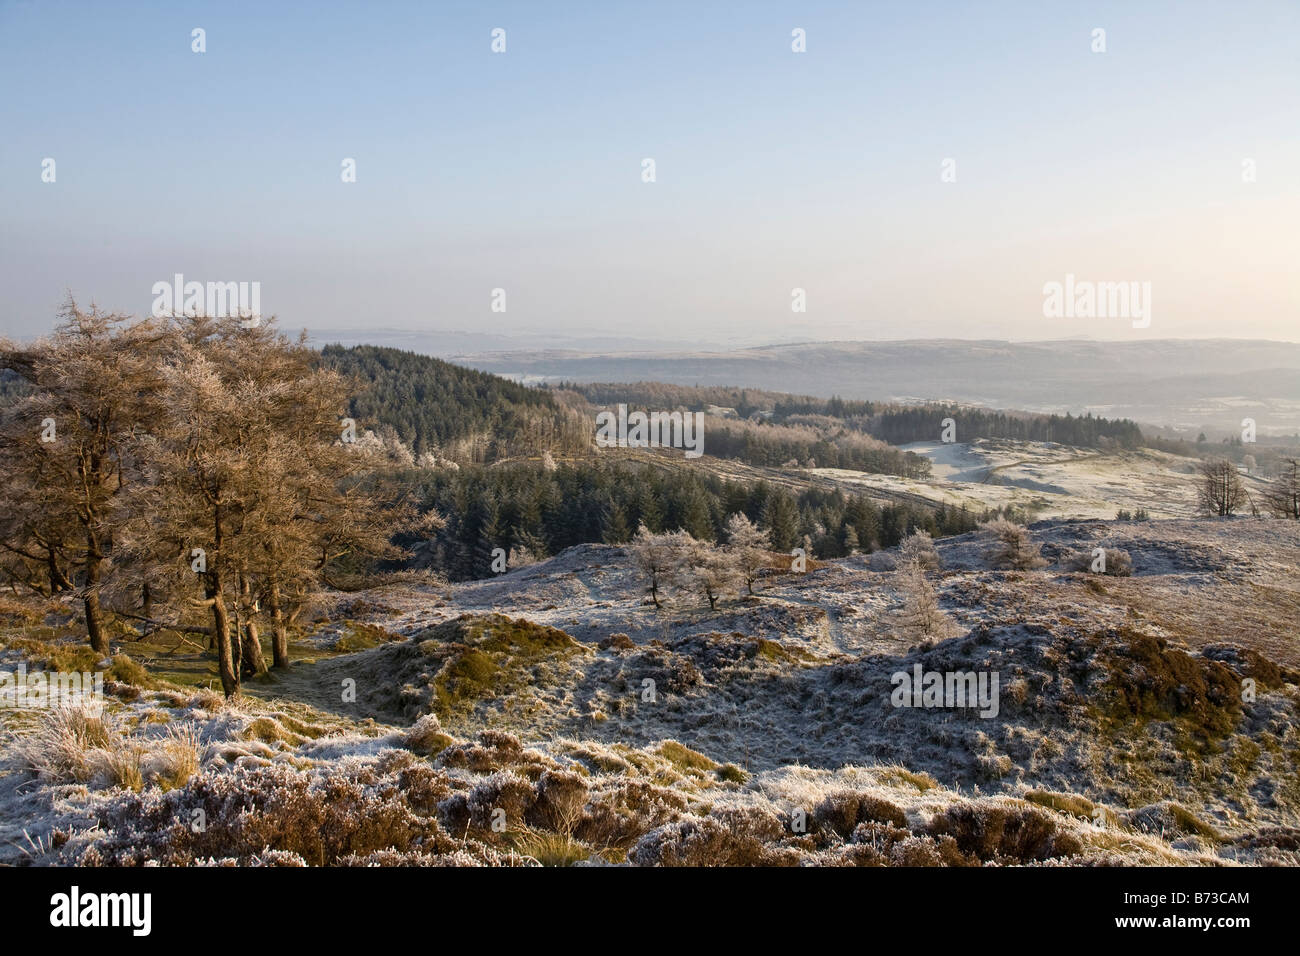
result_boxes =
[241,619,267,678]
[206,576,238,697]
[268,579,290,669]
[238,575,267,678]
[84,553,109,656]
[230,610,242,679]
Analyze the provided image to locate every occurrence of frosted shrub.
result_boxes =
[980,519,1047,570]
[1064,547,1133,577]
[899,529,940,570]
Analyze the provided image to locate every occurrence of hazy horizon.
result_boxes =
[305,328,1300,357]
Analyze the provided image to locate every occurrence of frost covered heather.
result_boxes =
[1,515,1298,867]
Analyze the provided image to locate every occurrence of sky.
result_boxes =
[1,0,1297,346]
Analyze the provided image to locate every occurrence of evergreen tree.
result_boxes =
[601,496,632,543]
[763,491,799,552]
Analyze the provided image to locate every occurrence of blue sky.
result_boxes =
[1,0,1296,343]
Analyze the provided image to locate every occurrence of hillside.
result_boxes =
[320,344,588,463]
[4,517,1297,866]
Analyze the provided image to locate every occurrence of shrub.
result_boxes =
[404,713,454,756]
[899,529,941,570]
[813,791,908,837]
[926,803,1082,862]
[80,756,467,866]
[980,519,1047,570]
[464,770,537,831]
[629,807,794,867]
[1064,547,1133,576]
[869,551,898,572]
[530,770,589,834]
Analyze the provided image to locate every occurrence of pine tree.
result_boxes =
[677,487,715,541]
[601,497,632,543]
[762,491,799,552]
[636,490,665,533]
[980,519,1046,570]
[895,563,950,642]
[842,525,860,556]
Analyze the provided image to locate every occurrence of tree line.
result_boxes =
[559,382,1146,452]
[859,405,1144,449]
[396,458,981,581]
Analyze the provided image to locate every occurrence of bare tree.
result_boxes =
[683,537,741,611]
[629,525,692,608]
[1197,458,1245,516]
[724,512,770,596]
[1263,458,1300,519]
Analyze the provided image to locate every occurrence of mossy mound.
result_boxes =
[334,623,401,653]
[1091,629,1247,741]
[412,614,584,722]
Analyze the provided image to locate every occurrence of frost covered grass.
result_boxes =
[29,724,1217,868]
[11,704,118,785]
[8,703,204,793]
[5,694,1297,866]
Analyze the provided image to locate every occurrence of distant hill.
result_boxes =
[453,339,1300,437]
